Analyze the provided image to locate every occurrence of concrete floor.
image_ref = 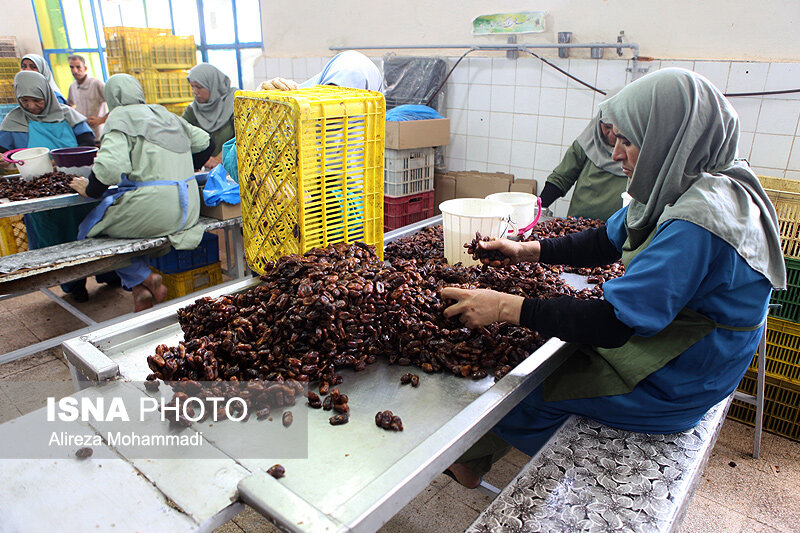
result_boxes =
[1,282,798,533]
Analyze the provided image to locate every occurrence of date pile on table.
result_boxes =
[147,217,624,436]
[0,171,77,201]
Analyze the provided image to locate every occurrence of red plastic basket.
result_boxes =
[384,190,435,231]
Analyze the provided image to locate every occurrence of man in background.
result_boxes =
[67,55,106,139]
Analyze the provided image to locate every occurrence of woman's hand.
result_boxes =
[477,238,541,265]
[69,176,90,198]
[441,287,524,328]
[259,77,299,91]
[204,153,222,169]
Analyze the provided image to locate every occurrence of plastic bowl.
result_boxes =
[50,146,98,178]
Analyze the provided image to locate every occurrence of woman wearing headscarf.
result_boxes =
[182,64,238,169]
[221,50,384,181]
[539,109,628,221]
[0,70,100,301]
[20,54,67,104]
[440,68,785,488]
[69,74,214,312]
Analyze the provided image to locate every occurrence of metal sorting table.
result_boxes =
[6,216,583,532]
[0,171,208,218]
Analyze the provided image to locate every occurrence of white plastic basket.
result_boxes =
[384,147,434,197]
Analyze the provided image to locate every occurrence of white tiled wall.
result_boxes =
[255,55,800,217]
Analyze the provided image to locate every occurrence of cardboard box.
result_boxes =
[385,118,450,150]
[432,171,537,214]
[510,178,537,195]
[200,199,242,220]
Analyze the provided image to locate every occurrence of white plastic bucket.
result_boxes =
[4,147,52,181]
[485,192,540,235]
[439,198,512,266]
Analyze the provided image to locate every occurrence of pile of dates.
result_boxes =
[147,217,624,421]
[148,241,550,388]
[0,171,77,201]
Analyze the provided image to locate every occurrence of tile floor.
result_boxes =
[1,284,798,533]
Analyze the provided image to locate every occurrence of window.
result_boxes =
[31,0,263,91]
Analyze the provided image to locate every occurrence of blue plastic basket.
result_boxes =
[150,231,220,274]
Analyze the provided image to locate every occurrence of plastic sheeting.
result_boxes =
[383,55,448,112]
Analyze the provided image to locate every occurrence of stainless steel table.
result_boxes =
[0,171,208,218]
[51,216,581,532]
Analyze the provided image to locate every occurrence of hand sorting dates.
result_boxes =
[465,232,511,267]
[0,171,78,201]
[146,217,621,434]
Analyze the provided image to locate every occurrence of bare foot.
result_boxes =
[446,463,481,489]
[142,272,168,304]
[132,284,153,312]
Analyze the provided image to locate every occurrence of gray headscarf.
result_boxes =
[103,74,191,153]
[576,114,625,177]
[21,54,63,97]
[600,68,785,289]
[0,71,86,133]
[186,64,237,132]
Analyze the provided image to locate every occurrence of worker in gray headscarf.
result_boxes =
[441,68,785,488]
[69,74,214,312]
[539,91,627,221]
[183,64,237,169]
[20,54,67,104]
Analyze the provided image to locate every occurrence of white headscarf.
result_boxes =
[300,51,384,94]
[1,71,85,133]
[21,54,63,98]
[186,64,238,132]
[600,68,785,289]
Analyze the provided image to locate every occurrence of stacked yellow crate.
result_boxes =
[726,175,800,442]
[103,27,196,112]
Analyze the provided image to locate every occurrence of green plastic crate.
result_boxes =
[769,256,800,323]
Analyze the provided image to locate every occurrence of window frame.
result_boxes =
[30,0,263,89]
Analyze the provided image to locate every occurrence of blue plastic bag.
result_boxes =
[202,163,241,207]
[385,104,444,121]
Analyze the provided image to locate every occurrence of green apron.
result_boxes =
[542,224,764,402]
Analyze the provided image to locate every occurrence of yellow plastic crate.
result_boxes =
[104,27,194,72]
[151,34,196,70]
[728,370,800,442]
[132,70,193,104]
[750,316,800,385]
[0,215,28,256]
[759,175,800,259]
[153,262,223,301]
[163,101,191,115]
[234,87,385,274]
[0,79,13,104]
[0,57,18,81]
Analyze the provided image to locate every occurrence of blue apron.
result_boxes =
[24,120,90,249]
[28,120,78,149]
[78,174,196,240]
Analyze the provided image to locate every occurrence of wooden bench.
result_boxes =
[466,394,733,533]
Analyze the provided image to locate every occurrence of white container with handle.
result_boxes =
[439,198,513,266]
[485,192,541,237]
[3,147,52,181]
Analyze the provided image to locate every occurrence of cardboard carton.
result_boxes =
[385,118,450,150]
[432,171,537,214]
[200,199,242,220]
